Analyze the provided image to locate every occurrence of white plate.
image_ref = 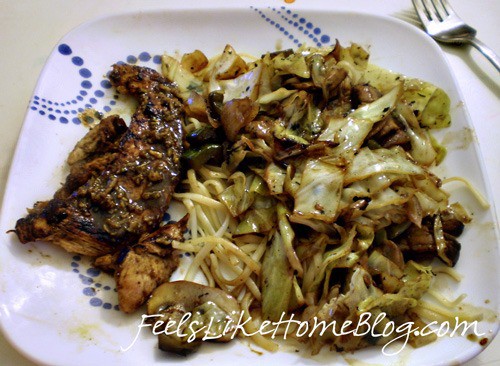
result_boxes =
[0,4,498,366]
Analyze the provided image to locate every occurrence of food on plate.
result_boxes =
[94,216,188,313]
[13,40,474,356]
[147,281,241,354]
[161,41,471,354]
[14,63,185,313]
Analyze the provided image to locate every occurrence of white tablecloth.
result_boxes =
[0,1,498,364]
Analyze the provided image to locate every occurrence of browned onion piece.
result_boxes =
[220,97,259,141]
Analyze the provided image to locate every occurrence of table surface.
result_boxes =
[0,1,498,365]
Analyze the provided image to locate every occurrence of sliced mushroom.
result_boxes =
[351,84,382,108]
[440,203,470,237]
[366,116,410,149]
[147,281,241,355]
[396,214,462,267]
[397,220,436,261]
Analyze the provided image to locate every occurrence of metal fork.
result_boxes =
[412,0,500,72]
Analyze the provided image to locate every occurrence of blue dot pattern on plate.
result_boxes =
[31,7,330,125]
[251,6,331,47]
[30,44,162,125]
[71,255,120,311]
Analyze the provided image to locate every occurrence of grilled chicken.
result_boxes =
[15,64,185,256]
[95,215,188,313]
[55,114,128,200]
[14,64,186,312]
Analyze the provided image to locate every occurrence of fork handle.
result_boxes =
[469,38,500,72]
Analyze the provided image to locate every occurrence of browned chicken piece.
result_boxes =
[14,64,185,256]
[55,115,128,200]
[95,215,188,313]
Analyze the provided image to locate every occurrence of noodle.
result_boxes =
[427,289,468,308]
[442,176,490,209]
[194,205,217,236]
[240,293,280,352]
[199,259,215,288]
[175,236,261,274]
[184,239,216,282]
[432,266,463,281]
[173,192,226,210]
[414,300,483,323]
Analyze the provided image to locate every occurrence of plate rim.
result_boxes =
[1,5,499,366]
